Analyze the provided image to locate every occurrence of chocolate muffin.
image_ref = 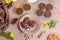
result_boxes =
[46,4,53,10]
[16,8,23,15]
[23,4,31,11]
[44,11,52,17]
[23,17,30,24]
[39,3,46,9]
[37,9,43,16]
[28,20,36,27]
[21,22,27,29]
[0,0,9,34]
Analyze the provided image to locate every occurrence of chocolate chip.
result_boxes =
[39,3,46,9]
[46,4,53,10]
[44,11,52,17]
[28,20,36,27]
[23,4,31,10]
[23,17,30,24]
[11,18,18,24]
[16,8,23,15]
[21,22,27,29]
[37,9,43,16]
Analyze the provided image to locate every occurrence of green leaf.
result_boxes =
[0,32,15,40]
[2,32,10,39]
[11,37,14,40]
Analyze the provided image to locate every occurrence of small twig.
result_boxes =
[38,31,46,38]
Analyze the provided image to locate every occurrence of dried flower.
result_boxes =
[41,21,48,29]
[5,0,12,4]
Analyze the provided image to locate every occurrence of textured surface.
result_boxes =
[0,0,60,40]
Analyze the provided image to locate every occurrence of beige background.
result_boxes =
[0,0,60,40]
